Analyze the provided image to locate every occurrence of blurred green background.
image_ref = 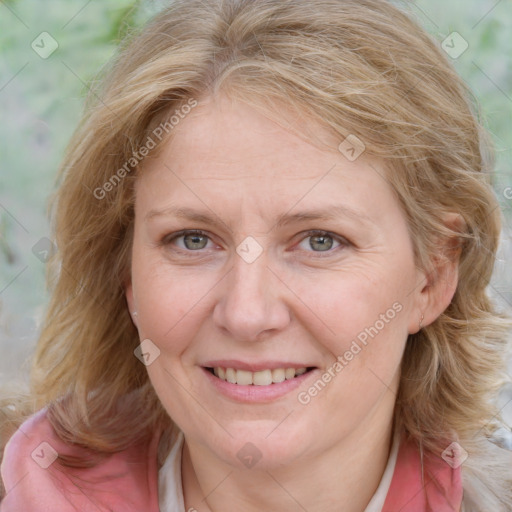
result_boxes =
[0,0,511,405]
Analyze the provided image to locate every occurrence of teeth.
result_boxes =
[236,370,253,385]
[253,370,272,386]
[211,367,309,385]
[271,368,286,383]
[226,368,236,384]
[285,368,296,380]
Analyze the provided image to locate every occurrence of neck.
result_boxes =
[181,411,394,512]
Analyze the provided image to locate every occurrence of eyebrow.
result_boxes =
[145,204,375,229]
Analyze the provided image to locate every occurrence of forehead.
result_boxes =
[136,94,398,227]
[153,94,355,175]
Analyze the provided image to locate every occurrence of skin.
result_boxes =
[125,92,460,512]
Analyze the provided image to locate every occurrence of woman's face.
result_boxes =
[126,93,426,469]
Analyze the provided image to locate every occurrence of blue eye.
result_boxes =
[296,230,346,253]
[164,230,213,251]
[162,229,348,255]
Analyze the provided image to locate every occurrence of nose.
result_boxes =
[212,249,291,342]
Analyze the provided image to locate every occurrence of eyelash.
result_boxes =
[161,229,350,256]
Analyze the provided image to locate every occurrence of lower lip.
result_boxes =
[201,367,317,403]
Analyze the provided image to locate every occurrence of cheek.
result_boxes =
[293,271,410,432]
[297,259,413,360]
[131,251,217,354]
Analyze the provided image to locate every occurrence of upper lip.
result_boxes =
[202,360,316,372]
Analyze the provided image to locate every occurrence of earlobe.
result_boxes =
[416,263,458,332]
[410,213,464,333]
[125,281,138,327]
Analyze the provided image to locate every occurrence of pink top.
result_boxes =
[1,409,462,511]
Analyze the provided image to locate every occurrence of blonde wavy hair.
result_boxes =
[2,0,511,508]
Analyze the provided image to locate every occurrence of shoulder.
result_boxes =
[1,408,161,511]
[461,435,512,512]
[383,434,463,512]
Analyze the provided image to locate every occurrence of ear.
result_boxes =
[125,279,138,327]
[408,212,465,334]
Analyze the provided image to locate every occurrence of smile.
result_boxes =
[201,360,319,402]
[206,366,313,385]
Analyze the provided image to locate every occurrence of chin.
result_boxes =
[205,421,312,470]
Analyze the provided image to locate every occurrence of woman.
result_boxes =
[1,0,511,510]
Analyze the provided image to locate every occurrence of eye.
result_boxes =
[163,230,215,251]
[161,229,349,255]
[295,230,348,254]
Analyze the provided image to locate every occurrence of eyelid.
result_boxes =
[161,229,215,248]
[293,229,350,252]
[162,228,350,254]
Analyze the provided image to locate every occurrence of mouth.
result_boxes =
[203,366,317,385]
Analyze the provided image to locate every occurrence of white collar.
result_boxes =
[158,431,400,512]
